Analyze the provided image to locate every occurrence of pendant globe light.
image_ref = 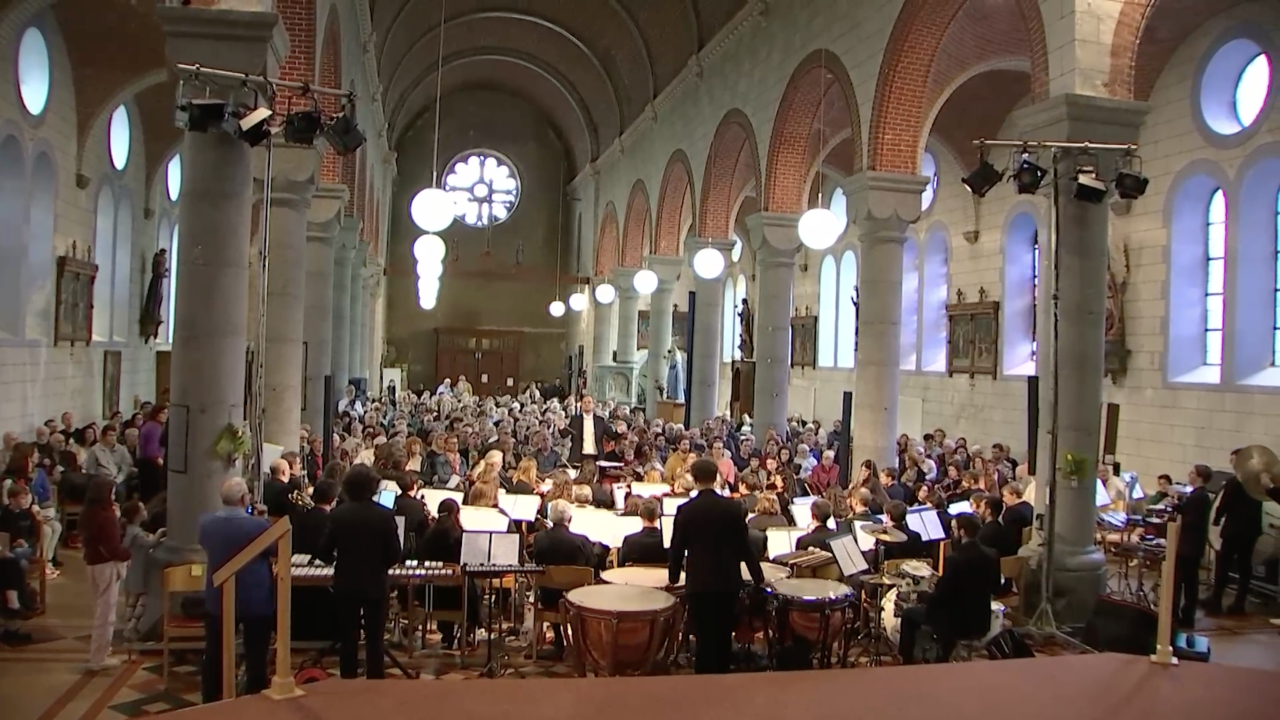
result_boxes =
[692,247,726,279]
[568,291,589,311]
[594,282,616,304]
[410,0,455,234]
[632,268,659,295]
[548,300,566,317]
[797,52,841,251]
[548,164,567,317]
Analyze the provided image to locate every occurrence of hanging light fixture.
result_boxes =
[797,52,841,251]
[568,291,589,312]
[594,282,616,304]
[412,234,447,263]
[410,0,455,233]
[548,164,566,317]
[548,300,566,317]
[633,268,658,295]
[692,247,726,280]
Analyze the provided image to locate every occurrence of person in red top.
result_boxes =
[80,475,131,671]
[807,449,841,495]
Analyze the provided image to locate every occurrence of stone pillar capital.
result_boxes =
[843,171,930,235]
[306,215,340,243]
[684,237,734,262]
[1010,93,1149,146]
[644,254,684,285]
[336,218,360,251]
[307,183,348,226]
[156,5,284,73]
[612,268,641,299]
[745,212,803,254]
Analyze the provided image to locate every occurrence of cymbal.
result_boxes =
[865,574,903,586]
[865,524,907,543]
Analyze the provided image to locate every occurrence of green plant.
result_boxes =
[1062,452,1089,481]
[213,423,251,465]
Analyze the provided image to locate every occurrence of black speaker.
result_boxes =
[322,374,334,466]
[1080,596,1157,656]
[1102,402,1121,468]
[837,391,852,488]
[1026,376,1039,470]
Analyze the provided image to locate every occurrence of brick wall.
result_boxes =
[620,180,650,267]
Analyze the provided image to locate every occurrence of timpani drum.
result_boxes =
[562,585,682,677]
[736,562,792,636]
[766,578,854,667]
[602,567,685,595]
[744,562,792,584]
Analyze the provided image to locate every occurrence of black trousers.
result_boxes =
[336,594,388,679]
[687,592,737,674]
[1172,554,1202,626]
[202,615,272,704]
[897,605,929,664]
[137,459,165,504]
[1212,535,1259,607]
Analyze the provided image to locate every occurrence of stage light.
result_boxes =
[633,269,659,295]
[224,105,276,147]
[548,300,566,317]
[1073,164,1109,204]
[413,234,447,263]
[283,108,324,146]
[175,98,226,133]
[568,292,588,312]
[322,111,365,156]
[410,188,456,233]
[798,205,841,250]
[1114,169,1148,200]
[594,282,616,305]
[962,159,1004,198]
[1013,157,1047,195]
[692,247,726,280]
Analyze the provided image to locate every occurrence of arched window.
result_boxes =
[92,184,116,340]
[733,275,747,361]
[900,237,919,370]
[1166,169,1228,385]
[167,226,179,344]
[818,255,837,367]
[28,152,57,340]
[837,250,857,368]
[920,151,939,214]
[1205,189,1227,367]
[17,27,51,118]
[722,280,735,362]
[442,149,520,227]
[112,192,133,342]
[920,228,949,372]
[1002,211,1039,376]
[0,136,25,340]
[158,154,182,344]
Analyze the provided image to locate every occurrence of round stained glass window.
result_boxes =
[443,150,520,228]
[1199,38,1272,139]
[166,155,182,202]
[17,27,50,117]
[109,104,131,171]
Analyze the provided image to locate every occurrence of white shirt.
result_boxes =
[581,413,597,456]
[337,397,364,416]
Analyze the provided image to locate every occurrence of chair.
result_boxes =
[161,564,207,683]
[21,516,47,615]
[998,555,1028,619]
[528,565,594,659]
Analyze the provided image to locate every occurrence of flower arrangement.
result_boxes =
[213,423,252,466]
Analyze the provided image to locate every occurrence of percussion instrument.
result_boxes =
[899,560,934,581]
[736,562,791,636]
[766,578,854,668]
[744,561,792,584]
[985,601,1008,643]
[562,584,682,677]
[289,555,453,587]
[602,567,685,593]
[865,525,907,543]
[882,595,1008,647]
[462,564,544,577]
[1208,489,1280,565]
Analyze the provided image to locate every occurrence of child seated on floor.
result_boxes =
[120,500,165,639]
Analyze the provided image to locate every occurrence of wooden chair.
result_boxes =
[998,555,1028,619]
[21,516,48,615]
[528,565,594,659]
[161,564,207,683]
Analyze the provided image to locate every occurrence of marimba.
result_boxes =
[289,555,457,587]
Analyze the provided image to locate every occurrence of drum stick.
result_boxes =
[1151,518,1180,666]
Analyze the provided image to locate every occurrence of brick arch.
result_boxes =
[698,109,760,240]
[654,150,696,256]
[595,201,620,276]
[318,4,344,186]
[1107,0,1250,102]
[868,0,1049,173]
[763,49,861,214]
[620,180,651,268]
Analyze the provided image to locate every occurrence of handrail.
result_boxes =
[213,516,304,701]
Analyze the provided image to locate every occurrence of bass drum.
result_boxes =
[1207,493,1280,565]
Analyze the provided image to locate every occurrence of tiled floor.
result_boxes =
[2,552,1278,720]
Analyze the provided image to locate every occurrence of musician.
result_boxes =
[881,501,926,562]
[262,458,301,519]
[558,395,609,465]
[897,513,1001,664]
[977,494,1017,558]
[392,474,430,559]
[748,491,789,532]
[796,498,838,552]
[880,467,909,504]
[618,499,667,566]
[1173,465,1213,627]
[1000,482,1033,545]
[293,479,338,556]
[318,465,402,679]
[668,458,764,674]
[1207,449,1262,615]
[418,499,478,650]
[1149,474,1176,506]
[532,499,598,659]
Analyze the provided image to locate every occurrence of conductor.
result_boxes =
[668,458,764,674]
[558,395,609,465]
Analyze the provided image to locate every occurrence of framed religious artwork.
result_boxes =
[946,288,1000,379]
[790,308,818,369]
[102,350,122,418]
[54,243,97,345]
[637,309,689,351]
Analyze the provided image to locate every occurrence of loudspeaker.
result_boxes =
[1026,376,1039,470]
[1102,402,1120,467]
[322,374,334,465]
[683,290,696,428]
[1080,596,1157,656]
[837,391,852,488]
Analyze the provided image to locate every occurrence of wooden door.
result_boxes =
[155,350,172,405]
[435,329,521,394]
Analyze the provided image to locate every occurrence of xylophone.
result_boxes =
[461,563,545,577]
[289,555,456,587]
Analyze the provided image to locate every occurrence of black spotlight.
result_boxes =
[962,156,1004,198]
[1013,157,1048,195]
[1073,164,1110,204]
[175,98,226,133]
[322,112,366,156]
[283,108,324,145]
[1114,169,1149,200]
[224,105,276,147]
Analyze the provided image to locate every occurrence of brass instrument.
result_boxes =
[290,489,315,510]
[1230,444,1280,503]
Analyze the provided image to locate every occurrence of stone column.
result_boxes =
[1011,93,1148,623]
[564,283,590,382]
[302,188,344,432]
[364,267,382,390]
[842,173,928,468]
[349,250,368,386]
[645,256,683,417]
[745,216,802,441]
[590,280,616,367]
[613,268,641,366]
[330,220,357,390]
[257,149,319,449]
[685,239,732,425]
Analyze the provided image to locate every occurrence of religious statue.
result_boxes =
[738,297,755,360]
[139,248,168,344]
[664,345,686,403]
[850,286,860,352]
[1105,234,1131,383]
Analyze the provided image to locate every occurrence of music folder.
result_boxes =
[829,533,869,577]
[789,502,836,531]
[948,499,974,515]
[662,496,688,516]
[461,531,521,566]
[850,521,878,552]
[376,489,397,509]
[905,509,947,541]
[765,527,807,557]
[497,493,542,522]
[662,518,674,548]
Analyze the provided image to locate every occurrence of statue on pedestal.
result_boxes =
[738,297,755,360]
[140,248,168,344]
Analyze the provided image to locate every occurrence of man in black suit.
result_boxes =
[558,395,610,465]
[317,466,402,679]
[1208,449,1263,615]
[531,499,597,659]
[898,513,1000,663]
[619,499,667,566]
[880,500,927,563]
[1174,465,1213,627]
[977,494,1018,558]
[390,474,429,560]
[262,458,302,520]
[669,458,764,674]
[796,499,839,552]
[1000,482,1033,549]
[291,479,338,641]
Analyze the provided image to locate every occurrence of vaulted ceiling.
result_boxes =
[372,0,749,171]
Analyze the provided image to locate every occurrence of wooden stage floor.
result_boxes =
[171,653,1280,719]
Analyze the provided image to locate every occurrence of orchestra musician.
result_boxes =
[262,458,301,519]
[897,513,1001,664]
[1000,481,1033,542]
[291,479,338,642]
[1173,465,1213,627]
[880,501,927,562]
[668,458,764,674]
[558,395,609,465]
[318,465,402,679]
[531,499,598,660]
[1207,449,1263,615]
[796,498,838,552]
[618,498,667,566]
[417,499,478,650]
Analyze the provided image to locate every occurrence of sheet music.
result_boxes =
[791,502,812,528]
[765,527,805,556]
[905,512,926,536]
[1095,479,1113,508]
[419,488,465,515]
[491,533,520,565]
[459,506,511,532]
[920,510,946,541]
[568,508,638,547]
[662,519,674,548]
[461,532,490,565]
[851,521,878,552]
[662,496,688,516]
[829,534,869,576]
[613,485,628,510]
[497,493,542,522]
[947,500,973,515]
[446,474,463,489]
[396,516,406,548]
[630,482,669,498]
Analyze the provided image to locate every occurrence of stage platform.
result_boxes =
[172,653,1279,719]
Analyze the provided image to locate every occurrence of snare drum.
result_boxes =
[602,567,685,595]
[766,578,854,667]
[562,585,682,677]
